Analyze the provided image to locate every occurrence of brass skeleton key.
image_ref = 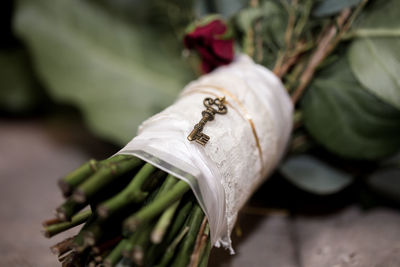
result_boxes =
[187,96,227,146]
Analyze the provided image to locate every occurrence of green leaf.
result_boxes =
[0,49,42,113]
[368,168,400,203]
[352,0,399,30]
[349,38,400,110]
[348,0,400,110]
[312,0,362,17]
[280,155,353,194]
[302,56,400,160]
[14,0,194,145]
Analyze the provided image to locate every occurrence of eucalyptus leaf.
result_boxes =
[280,155,353,195]
[349,38,400,110]
[14,0,193,145]
[302,57,400,160]
[348,0,400,110]
[368,168,400,203]
[312,0,362,17]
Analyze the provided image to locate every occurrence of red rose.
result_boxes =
[184,19,234,73]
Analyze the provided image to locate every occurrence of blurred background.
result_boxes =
[1,0,400,266]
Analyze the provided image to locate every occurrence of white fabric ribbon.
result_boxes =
[117,54,293,252]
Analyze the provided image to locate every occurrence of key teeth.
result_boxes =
[195,133,210,146]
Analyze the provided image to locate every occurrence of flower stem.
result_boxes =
[189,217,209,266]
[56,197,88,221]
[145,198,195,266]
[198,237,212,267]
[155,226,189,267]
[165,199,193,244]
[72,157,142,203]
[58,159,98,197]
[123,179,190,232]
[50,236,75,256]
[171,205,205,267]
[43,209,92,238]
[97,163,156,218]
[72,213,97,252]
[151,200,180,244]
[131,223,153,265]
[42,217,62,227]
[103,239,127,267]
[58,155,133,197]
[92,236,122,255]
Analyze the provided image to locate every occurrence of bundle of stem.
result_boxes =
[43,155,211,267]
[42,3,369,266]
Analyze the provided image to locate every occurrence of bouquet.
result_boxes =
[12,0,400,266]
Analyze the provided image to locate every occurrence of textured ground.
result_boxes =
[1,118,400,267]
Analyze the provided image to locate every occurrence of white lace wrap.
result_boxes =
[117,54,293,252]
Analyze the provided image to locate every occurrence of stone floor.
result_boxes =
[1,118,400,267]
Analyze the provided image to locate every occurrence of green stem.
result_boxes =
[56,198,88,221]
[151,200,180,244]
[131,223,153,265]
[82,223,103,246]
[58,155,133,197]
[141,170,167,192]
[123,179,190,232]
[58,159,98,197]
[165,199,193,244]
[97,163,156,218]
[72,214,97,252]
[44,209,91,238]
[155,174,178,196]
[82,218,122,248]
[72,232,87,253]
[72,157,142,203]
[122,231,140,258]
[170,205,205,267]
[104,239,127,267]
[145,199,194,266]
[92,236,122,255]
[155,226,189,267]
[198,237,212,267]
[190,223,210,267]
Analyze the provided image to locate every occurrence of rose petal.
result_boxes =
[183,18,233,73]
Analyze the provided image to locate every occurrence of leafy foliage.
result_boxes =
[280,155,353,194]
[302,56,400,160]
[348,0,400,110]
[11,0,400,201]
[14,0,195,145]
